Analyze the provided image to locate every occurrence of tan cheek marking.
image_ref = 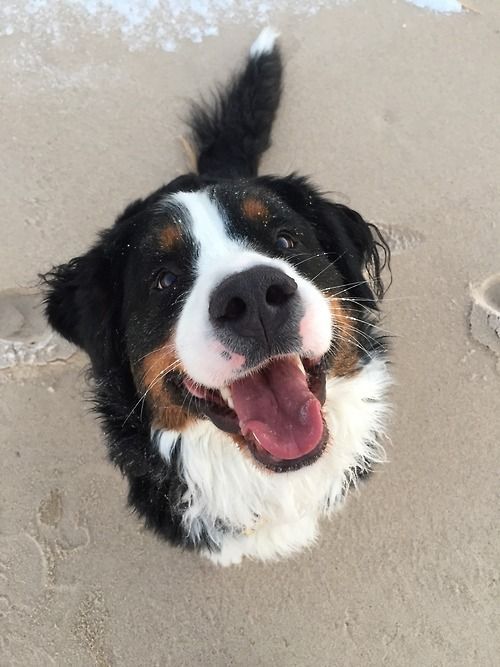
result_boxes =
[328,297,361,377]
[136,340,193,432]
[161,225,182,249]
[242,197,269,221]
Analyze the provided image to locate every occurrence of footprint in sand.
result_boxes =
[374,222,426,255]
[35,488,91,586]
[469,274,500,368]
[0,289,76,369]
[38,488,63,528]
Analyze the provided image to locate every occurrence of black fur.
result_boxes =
[188,41,282,178]
[41,37,390,550]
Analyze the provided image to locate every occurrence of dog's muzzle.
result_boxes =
[209,266,302,362]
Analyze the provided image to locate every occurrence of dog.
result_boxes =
[43,28,391,565]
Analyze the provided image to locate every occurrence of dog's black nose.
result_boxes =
[209,266,298,347]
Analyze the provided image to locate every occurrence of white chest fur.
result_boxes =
[157,356,391,565]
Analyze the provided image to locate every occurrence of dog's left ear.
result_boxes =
[260,175,390,304]
[314,199,390,302]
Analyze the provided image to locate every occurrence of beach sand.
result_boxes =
[1,1,498,664]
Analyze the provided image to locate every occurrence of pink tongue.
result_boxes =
[230,358,323,461]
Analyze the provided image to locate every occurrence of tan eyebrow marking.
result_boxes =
[161,224,182,249]
[242,197,269,221]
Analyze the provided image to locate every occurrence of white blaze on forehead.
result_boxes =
[165,189,333,388]
[169,190,247,276]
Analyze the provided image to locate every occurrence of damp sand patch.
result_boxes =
[375,223,426,255]
[469,274,500,369]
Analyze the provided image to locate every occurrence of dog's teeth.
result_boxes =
[220,386,234,409]
[294,355,307,376]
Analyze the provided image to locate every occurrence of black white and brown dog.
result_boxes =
[43,28,391,565]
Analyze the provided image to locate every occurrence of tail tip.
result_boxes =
[250,27,280,58]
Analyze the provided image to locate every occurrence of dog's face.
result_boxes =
[44,174,386,473]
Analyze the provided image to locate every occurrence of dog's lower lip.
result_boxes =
[182,356,327,469]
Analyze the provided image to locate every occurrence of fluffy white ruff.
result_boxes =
[157,355,391,566]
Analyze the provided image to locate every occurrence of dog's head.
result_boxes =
[43,173,388,472]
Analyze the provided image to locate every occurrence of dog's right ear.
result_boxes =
[42,243,118,374]
[41,193,153,373]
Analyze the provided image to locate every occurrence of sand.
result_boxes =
[1,1,499,665]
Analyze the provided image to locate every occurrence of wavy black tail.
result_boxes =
[188,28,282,179]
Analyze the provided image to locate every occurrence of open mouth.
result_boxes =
[183,355,328,472]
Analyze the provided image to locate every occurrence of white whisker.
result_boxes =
[122,359,182,427]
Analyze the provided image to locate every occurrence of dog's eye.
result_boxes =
[155,270,178,290]
[275,234,295,251]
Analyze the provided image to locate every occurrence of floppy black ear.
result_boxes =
[314,200,390,302]
[42,244,119,374]
[259,174,390,303]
